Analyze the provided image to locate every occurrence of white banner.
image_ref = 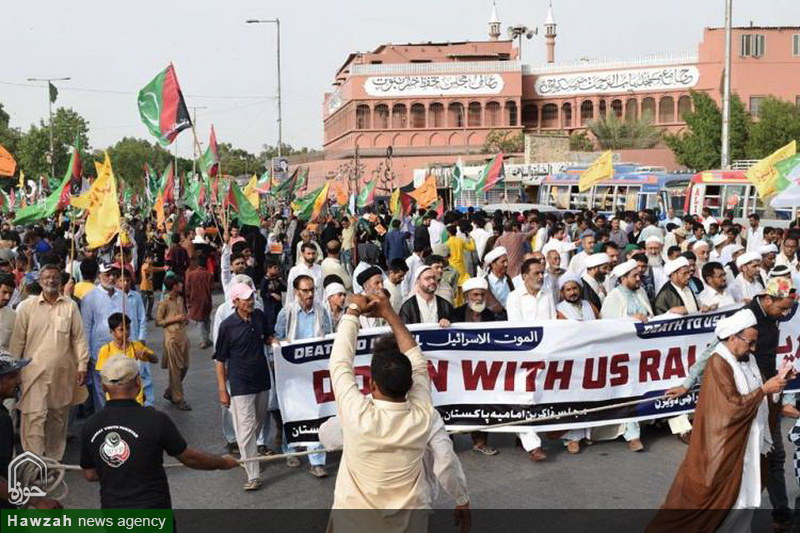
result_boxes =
[364,74,505,97]
[275,306,800,446]
[533,65,699,97]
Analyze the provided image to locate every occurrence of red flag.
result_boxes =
[477,153,505,193]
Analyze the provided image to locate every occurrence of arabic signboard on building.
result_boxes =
[534,65,699,97]
[364,73,505,97]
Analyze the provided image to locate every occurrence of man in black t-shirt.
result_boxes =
[80,356,238,509]
[0,352,61,509]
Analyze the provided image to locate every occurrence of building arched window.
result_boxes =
[561,103,572,128]
[468,102,482,127]
[374,104,389,129]
[541,103,558,128]
[392,104,407,128]
[641,98,656,120]
[580,100,593,125]
[448,102,464,127]
[611,99,623,119]
[598,100,607,119]
[429,103,444,127]
[505,101,518,126]
[678,95,692,120]
[625,98,637,121]
[410,103,426,128]
[659,96,675,123]
[485,101,501,127]
[522,104,538,127]
[356,105,371,130]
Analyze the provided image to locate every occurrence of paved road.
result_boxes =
[59,292,800,511]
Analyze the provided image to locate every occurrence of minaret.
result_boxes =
[544,1,557,63]
[488,1,501,41]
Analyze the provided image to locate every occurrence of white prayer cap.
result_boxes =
[324,283,346,300]
[736,251,761,269]
[558,272,582,291]
[484,246,508,265]
[612,259,639,279]
[692,239,709,250]
[462,277,488,293]
[585,253,610,269]
[414,265,432,282]
[714,309,757,340]
[645,235,664,245]
[712,234,728,247]
[720,243,744,264]
[759,243,779,256]
[664,257,690,277]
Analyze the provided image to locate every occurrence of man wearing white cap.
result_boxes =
[324,283,347,329]
[214,283,273,490]
[653,257,699,316]
[483,246,514,313]
[399,266,453,327]
[644,235,665,268]
[447,276,501,456]
[691,239,710,272]
[581,253,610,311]
[709,233,728,262]
[651,309,790,532]
[729,252,763,304]
[601,259,653,321]
[758,243,779,285]
[557,273,598,322]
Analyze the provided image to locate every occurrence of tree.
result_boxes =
[219,143,263,177]
[0,103,22,161]
[17,107,91,178]
[569,131,595,151]
[746,97,800,158]
[106,137,175,194]
[665,91,750,170]
[587,113,662,150]
[482,130,524,153]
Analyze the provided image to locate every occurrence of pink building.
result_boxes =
[303,4,800,190]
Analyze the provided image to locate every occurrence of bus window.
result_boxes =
[593,185,613,211]
[703,185,721,215]
[721,185,747,219]
[624,186,639,211]
[570,186,590,210]
[746,188,792,221]
[551,185,571,209]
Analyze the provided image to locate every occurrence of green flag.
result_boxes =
[226,181,260,226]
[356,180,376,208]
[137,64,192,146]
[291,183,328,221]
[451,160,463,195]
[14,174,70,225]
[291,167,309,194]
[48,82,58,104]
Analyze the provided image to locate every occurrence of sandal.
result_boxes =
[243,479,262,491]
[471,444,498,456]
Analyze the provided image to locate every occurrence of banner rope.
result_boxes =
[45,393,672,476]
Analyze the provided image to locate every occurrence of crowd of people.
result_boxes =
[0,201,799,528]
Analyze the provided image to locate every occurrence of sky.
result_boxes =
[2,0,799,158]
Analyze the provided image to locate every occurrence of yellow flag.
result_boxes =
[389,188,401,216]
[154,191,165,230]
[243,174,259,208]
[746,140,797,199]
[578,151,614,192]
[17,170,24,190]
[409,175,437,208]
[81,151,121,248]
[311,181,330,221]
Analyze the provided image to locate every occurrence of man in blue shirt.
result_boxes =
[214,283,272,491]
[383,219,408,264]
[273,274,331,477]
[81,263,124,410]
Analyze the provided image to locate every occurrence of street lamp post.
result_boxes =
[507,25,536,61]
[720,0,733,169]
[246,18,282,159]
[27,76,70,178]
[189,105,207,177]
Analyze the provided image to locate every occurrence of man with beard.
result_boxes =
[286,243,323,307]
[730,252,764,304]
[567,230,596,275]
[541,241,566,302]
[691,239,710,272]
[399,266,453,327]
[633,252,662,305]
[759,244,779,285]
[484,247,514,315]
[505,258,554,462]
[698,261,736,310]
[581,253,610,311]
[81,263,125,409]
[10,264,89,459]
[448,277,501,456]
[644,235,666,272]
[356,266,386,329]
[653,257,699,316]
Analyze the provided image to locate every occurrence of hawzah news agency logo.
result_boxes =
[7,451,48,506]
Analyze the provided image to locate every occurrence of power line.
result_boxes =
[0,79,275,100]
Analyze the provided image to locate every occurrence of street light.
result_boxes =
[721,0,733,169]
[27,76,70,178]
[246,18,283,159]
[507,25,537,61]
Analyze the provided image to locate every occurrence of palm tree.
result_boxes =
[587,112,662,150]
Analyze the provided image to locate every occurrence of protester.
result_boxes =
[184,255,214,349]
[156,276,191,411]
[386,258,409,312]
[399,266,453,326]
[581,252,609,311]
[698,261,736,310]
[321,239,352,291]
[653,257,698,315]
